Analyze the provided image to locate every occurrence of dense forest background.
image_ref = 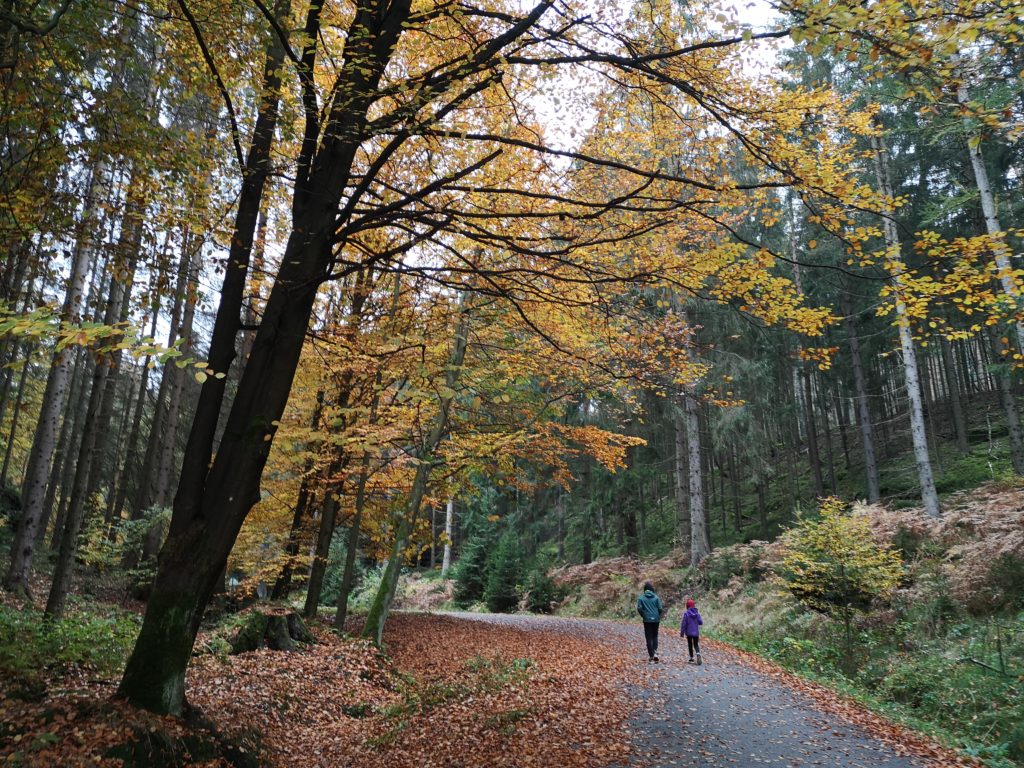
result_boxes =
[0,0,1022,762]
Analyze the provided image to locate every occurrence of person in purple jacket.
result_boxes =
[680,598,703,665]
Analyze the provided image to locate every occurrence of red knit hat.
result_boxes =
[686,599,695,608]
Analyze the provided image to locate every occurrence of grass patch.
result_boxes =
[706,583,1024,768]
[0,601,141,692]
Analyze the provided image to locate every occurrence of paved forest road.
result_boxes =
[627,641,925,768]
[448,613,928,768]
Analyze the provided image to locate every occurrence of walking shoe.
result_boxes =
[653,655,659,663]
[696,653,702,665]
[687,658,695,664]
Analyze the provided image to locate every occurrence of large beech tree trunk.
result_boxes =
[117,0,410,715]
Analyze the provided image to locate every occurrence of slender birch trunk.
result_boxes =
[872,131,941,517]
[684,392,710,565]
[952,53,1024,473]
[441,496,455,577]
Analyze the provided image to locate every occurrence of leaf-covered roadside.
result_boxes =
[706,640,985,768]
[0,613,636,767]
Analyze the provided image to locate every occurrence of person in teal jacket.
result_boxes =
[636,582,665,662]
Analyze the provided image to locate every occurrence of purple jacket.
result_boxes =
[680,607,703,637]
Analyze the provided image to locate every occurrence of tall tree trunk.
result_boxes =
[684,393,709,565]
[0,342,32,487]
[939,336,969,454]
[45,348,91,550]
[730,444,741,532]
[108,296,160,529]
[304,273,378,616]
[921,351,943,476]
[153,244,200,510]
[756,479,768,537]
[362,298,471,645]
[954,53,1024,352]
[133,239,190,520]
[0,248,39,439]
[843,256,880,502]
[789,223,824,498]
[302,490,339,619]
[47,247,140,618]
[45,352,112,616]
[5,161,104,593]
[441,496,455,577]
[821,379,837,492]
[335,451,370,629]
[834,382,851,470]
[116,0,319,707]
[872,131,940,517]
[673,407,690,553]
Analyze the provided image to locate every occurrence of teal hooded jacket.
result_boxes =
[636,589,664,623]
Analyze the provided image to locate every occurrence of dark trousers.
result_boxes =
[687,635,701,658]
[643,622,660,658]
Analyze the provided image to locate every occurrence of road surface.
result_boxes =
[448,613,929,768]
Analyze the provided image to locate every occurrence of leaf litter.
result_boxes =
[0,613,983,767]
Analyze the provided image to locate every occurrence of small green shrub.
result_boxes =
[0,603,141,682]
[779,498,903,665]
[346,565,387,615]
[903,561,956,638]
[703,550,742,590]
[484,533,521,613]
[524,570,563,614]
[453,535,492,607]
[984,554,1024,613]
[880,656,939,707]
[320,529,366,608]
